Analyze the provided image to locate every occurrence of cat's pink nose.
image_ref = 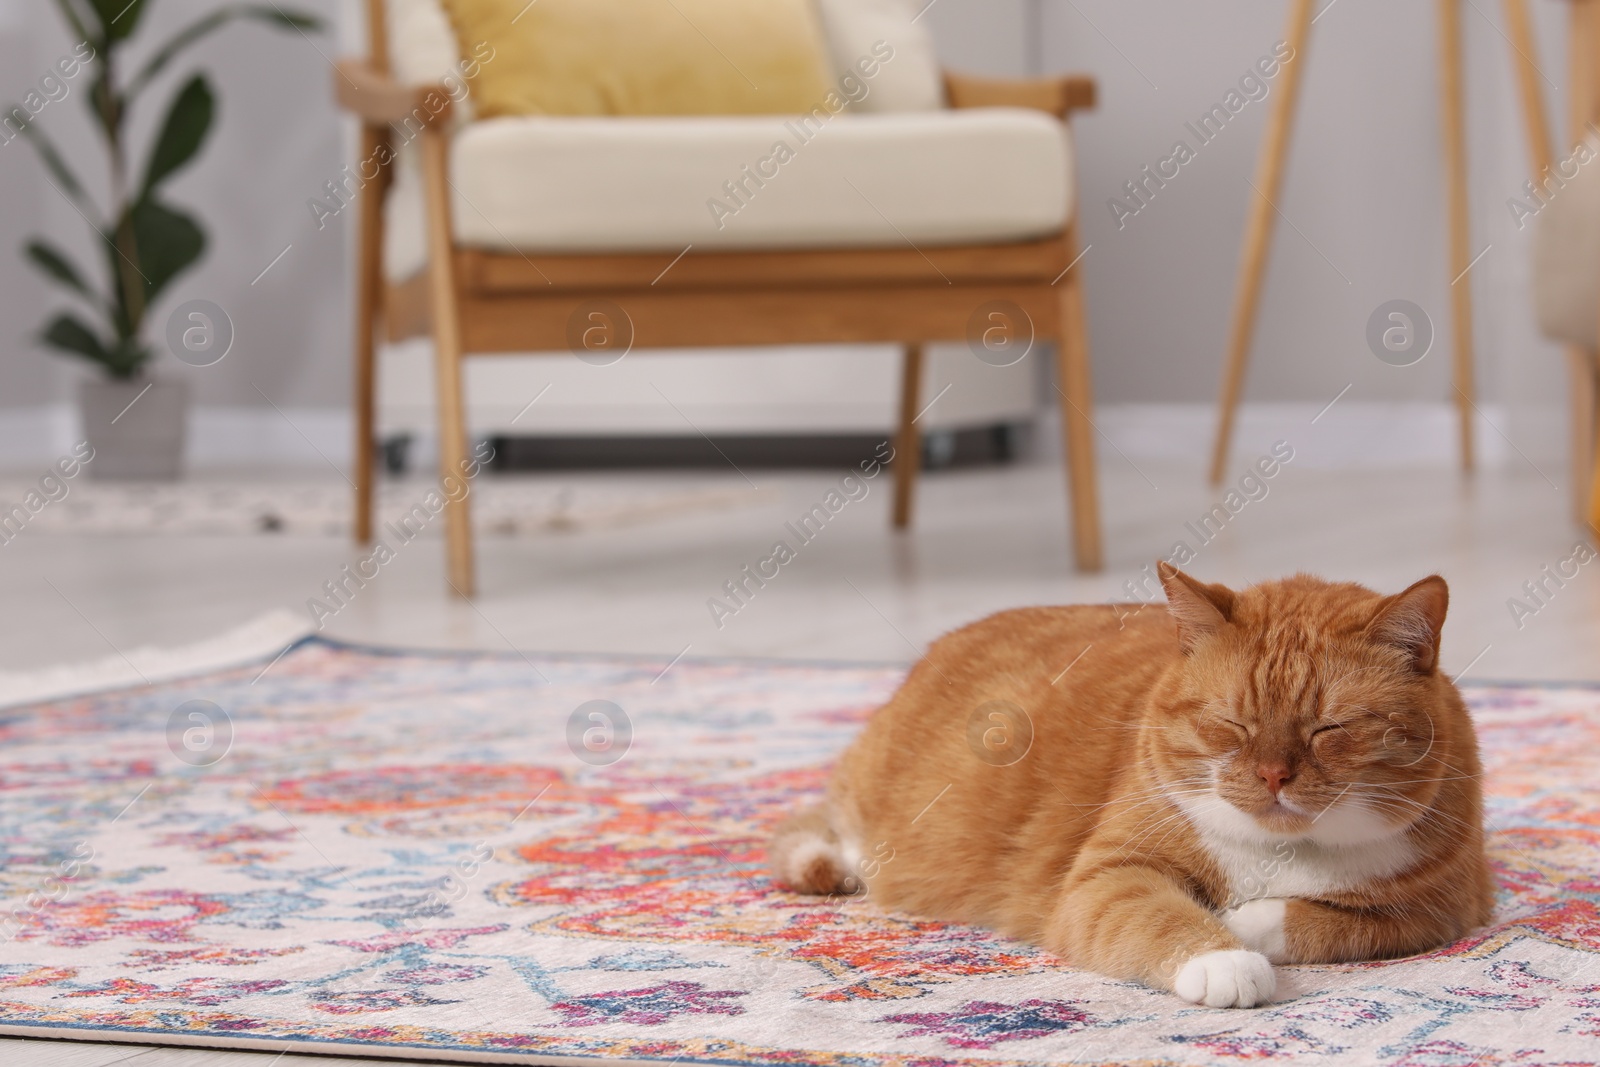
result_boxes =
[1258,763,1291,795]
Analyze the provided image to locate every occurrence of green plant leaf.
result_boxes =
[128,197,206,305]
[105,336,152,378]
[82,64,119,142]
[51,0,95,47]
[26,240,103,304]
[86,0,147,41]
[100,199,205,333]
[126,6,322,100]
[8,113,92,210]
[141,75,213,196]
[39,311,113,369]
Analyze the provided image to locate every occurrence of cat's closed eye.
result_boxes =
[1309,722,1351,752]
[1195,713,1249,748]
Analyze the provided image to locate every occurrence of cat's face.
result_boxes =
[1151,567,1453,848]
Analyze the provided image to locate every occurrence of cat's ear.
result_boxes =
[1157,562,1236,653]
[1367,575,1449,674]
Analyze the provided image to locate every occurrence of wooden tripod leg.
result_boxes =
[1570,0,1600,526]
[1438,0,1478,473]
[1590,354,1600,536]
[892,343,924,529]
[1208,0,1316,486]
[1056,221,1103,572]
[420,126,476,597]
[1503,0,1554,172]
[353,124,386,546]
[1574,350,1598,528]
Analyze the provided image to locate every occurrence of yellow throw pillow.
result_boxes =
[438,0,837,117]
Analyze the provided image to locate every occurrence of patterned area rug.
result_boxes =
[0,638,1596,1066]
[0,477,770,537]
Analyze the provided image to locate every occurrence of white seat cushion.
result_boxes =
[383,108,1070,279]
[1533,135,1600,348]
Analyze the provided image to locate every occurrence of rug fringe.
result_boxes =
[0,609,313,710]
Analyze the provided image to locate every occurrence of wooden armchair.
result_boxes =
[1528,0,1600,532]
[338,0,1104,596]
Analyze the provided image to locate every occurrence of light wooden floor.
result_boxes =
[1,455,1596,1064]
[2,459,1594,679]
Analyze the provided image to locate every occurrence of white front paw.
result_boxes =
[1222,898,1288,961]
[1173,949,1276,1008]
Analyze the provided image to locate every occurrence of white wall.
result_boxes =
[923,0,1569,459]
[0,0,1575,464]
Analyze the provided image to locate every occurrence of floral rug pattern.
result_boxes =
[0,638,1595,1065]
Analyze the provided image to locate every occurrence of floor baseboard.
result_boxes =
[0,400,1556,472]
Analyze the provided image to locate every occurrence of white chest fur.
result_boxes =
[1175,794,1420,906]
[1202,832,1417,905]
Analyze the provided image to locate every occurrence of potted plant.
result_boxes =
[11,1,317,479]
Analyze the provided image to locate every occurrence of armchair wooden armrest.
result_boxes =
[942,72,1096,119]
[334,58,454,126]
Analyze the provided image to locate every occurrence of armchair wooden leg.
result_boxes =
[892,343,925,529]
[352,125,386,546]
[1438,0,1477,472]
[1056,222,1103,572]
[420,126,476,597]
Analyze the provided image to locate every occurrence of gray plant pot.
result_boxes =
[79,377,189,480]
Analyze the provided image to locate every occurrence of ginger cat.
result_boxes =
[771,565,1492,1007]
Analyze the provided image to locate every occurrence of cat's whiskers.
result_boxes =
[1109,784,1235,858]
[1050,773,1213,816]
[1409,750,1485,783]
[1094,718,1178,732]
[1349,786,1476,837]
[1337,790,1472,844]
[1102,786,1212,833]
[1090,785,1217,824]
[1064,791,1215,849]
[1111,807,1204,862]
[1141,806,1229,858]
[1367,772,1481,787]
[1377,803,1476,842]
